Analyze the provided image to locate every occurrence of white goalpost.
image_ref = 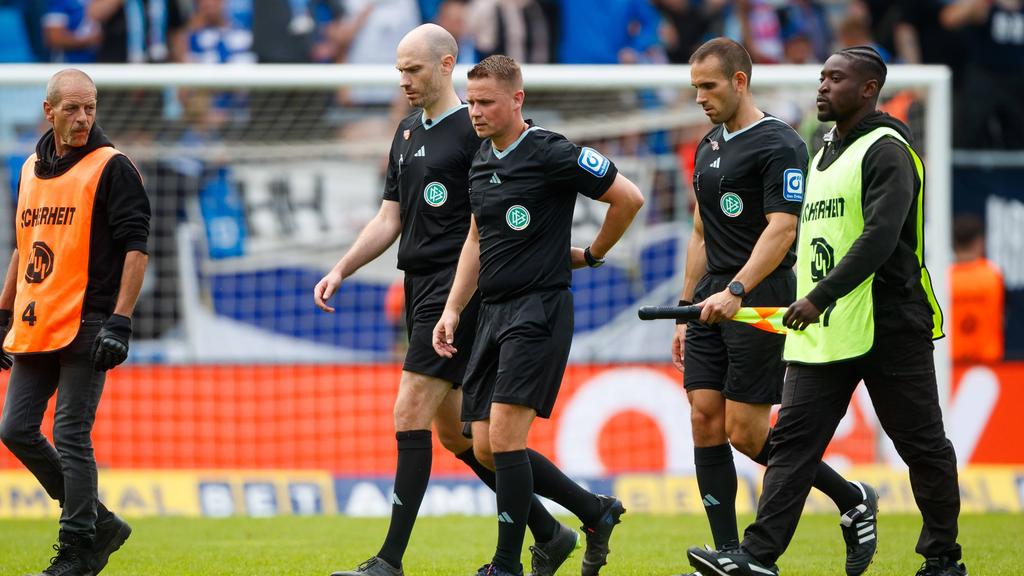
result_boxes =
[0,63,953,408]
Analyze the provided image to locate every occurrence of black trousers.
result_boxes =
[0,317,106,539]
[742,325,962,564]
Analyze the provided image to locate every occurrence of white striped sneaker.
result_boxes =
[840,481,879,576]
[686,545,779,576]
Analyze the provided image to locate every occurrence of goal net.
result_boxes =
[0,64,952,499]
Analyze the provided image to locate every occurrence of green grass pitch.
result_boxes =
[1,513,1020,575]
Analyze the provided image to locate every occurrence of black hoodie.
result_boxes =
[24,124,150,315]
[804,111,937,336]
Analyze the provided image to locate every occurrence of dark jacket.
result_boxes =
[26,124,150,314]
[805,111,937,337]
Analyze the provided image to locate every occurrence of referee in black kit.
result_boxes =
[315,26,572,576]
[674,38,871,576]
[433,55,644,576]
[687,47,966,576]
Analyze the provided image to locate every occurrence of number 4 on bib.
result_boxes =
[22,301,37,326]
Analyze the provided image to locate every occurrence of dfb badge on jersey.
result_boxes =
[578,147,610,178]
[506,205,531,231]
[423,182,448,207]
[720,192,743,218]
[783,168,804,202]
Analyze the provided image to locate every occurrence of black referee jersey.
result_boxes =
[693,115,807,275]
[469,123,618,303]
[384,103,482,274]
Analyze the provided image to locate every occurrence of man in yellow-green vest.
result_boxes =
[685,47,966,576]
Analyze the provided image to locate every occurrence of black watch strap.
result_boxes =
[584,246,605,268]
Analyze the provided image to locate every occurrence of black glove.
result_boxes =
[91,314,132,372]
[0,309,12,370]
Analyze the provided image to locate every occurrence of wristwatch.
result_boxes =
[584,246,605,268]
[728,280,746,298]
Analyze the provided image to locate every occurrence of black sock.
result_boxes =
[754,428,862,512]
[377,430,432,568]
[814,463,863,512]
[457,448,558,543]
[527,448,603,526]
[695,443,739,550]
[493,450,532,573]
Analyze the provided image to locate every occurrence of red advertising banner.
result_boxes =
[0,362,1021,474]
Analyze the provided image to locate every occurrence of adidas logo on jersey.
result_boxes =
[709,157,721,169]
[490,173,502,184]
[414,145,426,157]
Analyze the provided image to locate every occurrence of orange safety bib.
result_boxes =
[4,146,121,354]
[951,259,1004,363]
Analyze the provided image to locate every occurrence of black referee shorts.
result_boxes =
[461,289,573,421]
[403,267,480,387]
[683,270,795,405]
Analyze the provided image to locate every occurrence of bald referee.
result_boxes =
[673,38,872,576]
[687,47,966,576]
[314,26,573,576]
[434,55,644,576]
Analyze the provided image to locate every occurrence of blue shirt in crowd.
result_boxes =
[43,0,97,63]
[558,0,660,64]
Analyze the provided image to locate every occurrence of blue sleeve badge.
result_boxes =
[783,169,804,202]
[578,147,610,178]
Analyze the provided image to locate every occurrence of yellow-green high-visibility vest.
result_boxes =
[784,126,943,364]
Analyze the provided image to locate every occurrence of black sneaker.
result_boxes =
[915,557,968,576]
[91,512,131,574]
[528,522,580,576]
[686,545,779,576]
[331,556,404,576]
[840,481,878,576]
[474,563,523,576]
[674,545,731,576]
[580,495,626,576]
[36,533,95,576]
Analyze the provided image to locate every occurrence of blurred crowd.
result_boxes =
[0,0,1021,148]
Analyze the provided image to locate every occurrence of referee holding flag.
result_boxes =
[673,38,872,576]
